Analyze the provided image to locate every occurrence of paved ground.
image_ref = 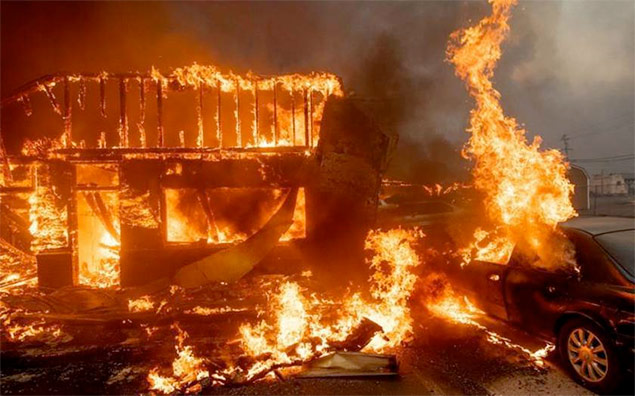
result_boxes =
[4,310,631,395]
[200,318,596,396]
[580,195,635,217]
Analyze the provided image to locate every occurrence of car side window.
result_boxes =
[508,249,538,269]
[507,237,579,278]
[564,229,616,284]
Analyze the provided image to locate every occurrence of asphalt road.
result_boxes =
[5,311,630,395]
[202,315,597,396]
[581,195,635,217]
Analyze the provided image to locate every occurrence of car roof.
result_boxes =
[561,216,635,236]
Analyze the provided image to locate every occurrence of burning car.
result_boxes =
[439,216,635,393]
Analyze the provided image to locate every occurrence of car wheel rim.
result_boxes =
[567,327,608,383]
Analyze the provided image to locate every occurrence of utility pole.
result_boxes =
[561,134,571,158]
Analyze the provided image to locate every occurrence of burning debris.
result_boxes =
[297,352,398,378]
[147,228,424,390]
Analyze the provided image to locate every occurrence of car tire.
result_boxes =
[558,317,622,394]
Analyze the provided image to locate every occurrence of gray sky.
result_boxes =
[169,0,635,175]
[497,0,635,175]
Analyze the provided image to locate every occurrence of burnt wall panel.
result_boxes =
[36,250,73,290]
[118,155,312,287]
[160,155,310,189]
[306,96,390,287]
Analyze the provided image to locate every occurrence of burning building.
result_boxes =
[0,65,394,289]
[0,2,590,393]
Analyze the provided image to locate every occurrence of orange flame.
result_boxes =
[447,0,576,267]
[128,296,155,313]
[147,323,212,393]
[421,273,554,368]
[233,228,423,382]
[1,306,67,345]
[28,166,68,253]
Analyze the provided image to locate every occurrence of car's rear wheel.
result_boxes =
[558,318,621,394]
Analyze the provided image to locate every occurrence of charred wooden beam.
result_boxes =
[291,91,296,144]
[63,77,72,148]
[253,81,259,145]
[216,84,222,148]
[273,80,278,146]
[99,76,107,118]
[303,89,309,147]
[157,79,164,148]
[157,155,310,189]
[18,94,33,117]
[197,86,204,148]
[40,82,62,115]
[235,81,241,147]
[0,133,11,184]
[119,78,128,148]
[77,78,86,110]
[138,78,147,148]
[309,90,314,147]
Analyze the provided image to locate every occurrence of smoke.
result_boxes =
[496,1,634,174]
[1,1,633,172]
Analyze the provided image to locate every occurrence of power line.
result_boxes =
[571,154,635,163]
[565,112,633,138]
[561,134,571,157]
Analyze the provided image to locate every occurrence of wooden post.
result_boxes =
[235,81,241,147]
[273,80,278,146]
[41,82,61,115]
[139,78,146,148]
[77,78,86,110]
[157,80,164,148]
[68,164,79,285]
[309,90,314,147]
[63,76,72,148]
[291,91,296,145]
[119,77,128,148]
[253,81,259,146]
[216,84,222,148]
[197,85,204,148]
[303,89,309,147]
[99,76,107,118]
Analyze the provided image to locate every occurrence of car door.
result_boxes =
[453,259,509,320]
[504,255,572,337]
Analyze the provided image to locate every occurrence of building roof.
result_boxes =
[562,216,635,236]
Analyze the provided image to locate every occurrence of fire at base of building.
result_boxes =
[0,66,394,289]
